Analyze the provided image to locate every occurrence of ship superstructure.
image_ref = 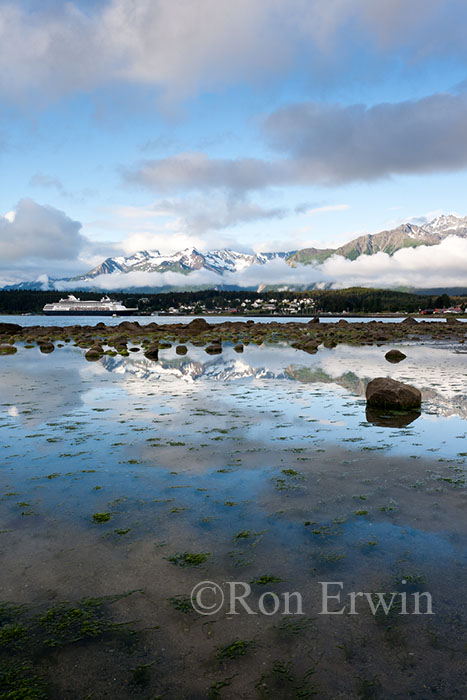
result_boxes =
[43,295,138,316]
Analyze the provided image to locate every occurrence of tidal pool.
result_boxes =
[1,342,466,699]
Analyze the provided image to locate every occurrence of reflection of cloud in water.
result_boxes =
[286,344,467,419]
[99,343,467,419]
[0,349,85,425]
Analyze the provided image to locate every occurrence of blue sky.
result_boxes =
[2,0,467,285]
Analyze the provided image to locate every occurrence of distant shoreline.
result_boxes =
[1,311,465,319]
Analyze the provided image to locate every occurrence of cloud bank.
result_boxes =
[0,198,86,261]
[51,236,467,291]
[125,93,467,193]
[2,1,467,104]
[265,94,467,184]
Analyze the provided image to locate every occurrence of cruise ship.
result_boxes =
[43,295,138,316]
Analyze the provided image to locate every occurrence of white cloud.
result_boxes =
[50,236,467,290]
[0,198,86,261]
[124,93,467,194]
[87,196,288,258]
[323,235,467,288]
[302,204,350,215]
[2,1,467,104]
[264,95,467,184]
[123,152,281,194]
[29,172,67,195]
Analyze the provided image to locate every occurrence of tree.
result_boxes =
[435,293,451,309]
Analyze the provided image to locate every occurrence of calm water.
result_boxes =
[1,341,466,698]
[1,313,461,326]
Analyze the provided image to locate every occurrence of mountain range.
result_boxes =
[5,214,467,291]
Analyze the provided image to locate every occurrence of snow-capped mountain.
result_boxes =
[4,214,467,291]
[288,215,467,265]
[82,250,157,277]
[73,247,292,281]
[423,214,467,238]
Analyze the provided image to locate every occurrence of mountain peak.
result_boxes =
[8,212,467,291]
[425,214,467,235]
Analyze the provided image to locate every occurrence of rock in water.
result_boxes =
[385,349,406,363]
[176,345,188,355]
[144,344,159,361]
[0,322,22,334]
[187,318,209,331]
[85,345,104,361]
[366,377,421,410]
[0,344,17,355]
[205,343,222,355]
[233,344,244,353]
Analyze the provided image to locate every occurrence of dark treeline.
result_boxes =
[0,288,464,315]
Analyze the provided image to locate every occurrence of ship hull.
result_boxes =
[43,309,138,316]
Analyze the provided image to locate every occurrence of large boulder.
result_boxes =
[366,377,421,410]
[118,321,140,331]
[187,318,209,331]
[385,349,406,364]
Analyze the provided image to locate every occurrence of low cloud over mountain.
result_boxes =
[6,214,467,292]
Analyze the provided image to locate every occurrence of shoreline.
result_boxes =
[2,310,465,318]
[1,315,466,360]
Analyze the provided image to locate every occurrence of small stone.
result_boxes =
[144,343,159,360]
[385,349,407,363]
[0,344,17,355]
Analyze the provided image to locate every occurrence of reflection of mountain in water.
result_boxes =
[100,354,282,383]
[284,366,367,396]
[285,365,467,420]
[99,348,467,420]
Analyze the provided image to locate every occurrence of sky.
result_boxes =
[2,0,467,288]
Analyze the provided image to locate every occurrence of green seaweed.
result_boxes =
[0,662,48,700]
[250,575,283,585]
[168,551,210,567]
[216,639,256,660]
[0,623,28,650]
[91,512,111,523]
[169,595,194,613]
